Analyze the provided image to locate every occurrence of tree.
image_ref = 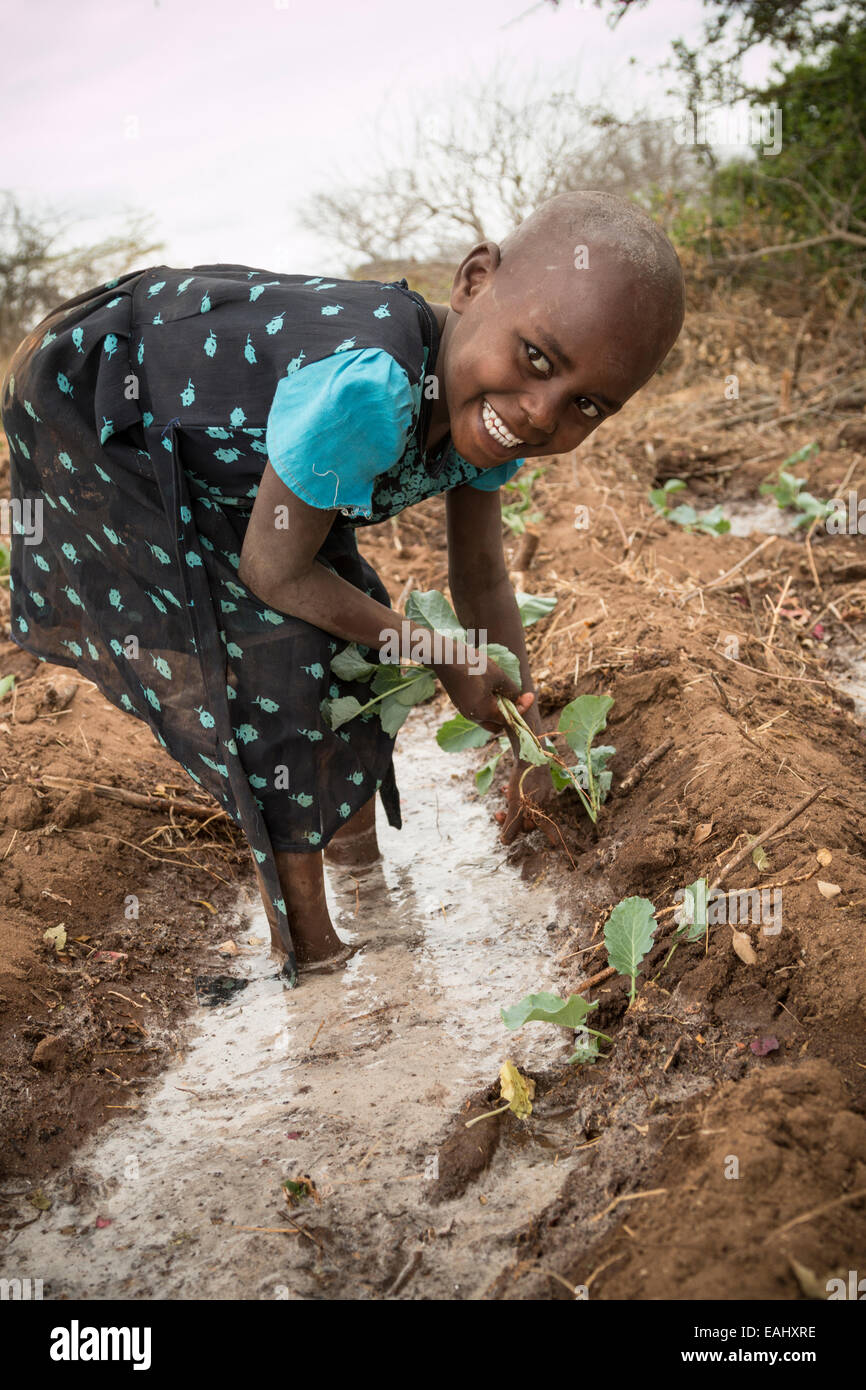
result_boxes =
[297,74,705,267]
[703,28,866,301]
[0,194,162,360]
[592,0,866,105]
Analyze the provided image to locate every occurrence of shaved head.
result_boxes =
[499,190,685,353]
[428,191,686,472]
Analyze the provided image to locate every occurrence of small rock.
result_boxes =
[11,691,41,724]
[44,679,78,711]
[31,1034,68,1070]
[0,785,43,830]
[52,788,100,828]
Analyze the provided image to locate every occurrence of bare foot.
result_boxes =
[252,846,345,966]
[295,940,368,975]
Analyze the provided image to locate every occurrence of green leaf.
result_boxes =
[371,663,411,696]
[437,715,492,753]
[327,696,364,730]
[380,693,411,736]
[604,897,658,992]
[515,724,549,766]
[566,1031,601,1065]
[550,761,578,792]
[475,748,503,794]
[404,589,466,641]
[393,670,436,705]
[558,694,614,753]
[794,491,833,523]
[484,642,521,686]
[550,745,615,797]
[752,845,770,872]
[330,643,377,682]
[649,488,670,513]
[501,991,598,1031]
[0,674,15,700]
[667,503,699,527]
[695,505,731,535]
[515,592,557,627]
[674,878,709,942]
[664,478,687,493]
[782,442,819,468]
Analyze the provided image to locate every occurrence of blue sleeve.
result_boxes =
[265,347,415,518]
[468,457,526,490]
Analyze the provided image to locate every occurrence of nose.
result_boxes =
[521,392,558,439]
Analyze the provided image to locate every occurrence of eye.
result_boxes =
[576,398,600,420]
[524,341,552,375]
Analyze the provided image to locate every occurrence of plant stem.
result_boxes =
[464,1101,511,1128]
[497,695,598,821]
[350,670,432,719]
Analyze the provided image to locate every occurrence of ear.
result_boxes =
[450,241,501,312]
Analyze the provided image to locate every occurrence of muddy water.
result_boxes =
[722,497,799,538]
[4,710,583,1300]
[827,639,866,720]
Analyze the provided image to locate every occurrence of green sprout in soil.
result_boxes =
[662,877,710,968]
[500,467,546,535]
[649,478,731,536]
[603,895,659,1004]
[759,443,844,528]
[440,691,615,825]
[323,586,614,826]
[501,991,612,1065]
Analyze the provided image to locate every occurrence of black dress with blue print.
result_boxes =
[0,263,521,981]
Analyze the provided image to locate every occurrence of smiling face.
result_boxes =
[435,235,684,470]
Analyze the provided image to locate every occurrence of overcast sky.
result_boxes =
[4,0,768,276]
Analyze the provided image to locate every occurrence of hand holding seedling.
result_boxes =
[433,650,524,732]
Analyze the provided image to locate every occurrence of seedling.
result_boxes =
[659,877,710,968]
[760,444,843,528]
[501,990,612,1064]
[439,691,616,824]
[649,478,731,535]
[604,895,658,1003]
[500,467,545,535]
[324,588,553,739]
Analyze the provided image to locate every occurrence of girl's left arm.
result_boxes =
[445,483,542,734]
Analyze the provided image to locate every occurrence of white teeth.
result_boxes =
[482,399,522,448]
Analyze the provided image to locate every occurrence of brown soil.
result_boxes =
[352,303,866,1300]
[1,290,864,1298]
[0,473,257,1178]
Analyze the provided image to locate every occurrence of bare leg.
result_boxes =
[252,848,347,968]
[323,796,381,869]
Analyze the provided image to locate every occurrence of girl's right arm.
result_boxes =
[237,463,523,728]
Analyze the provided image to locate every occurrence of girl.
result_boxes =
[0,191,684,982]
